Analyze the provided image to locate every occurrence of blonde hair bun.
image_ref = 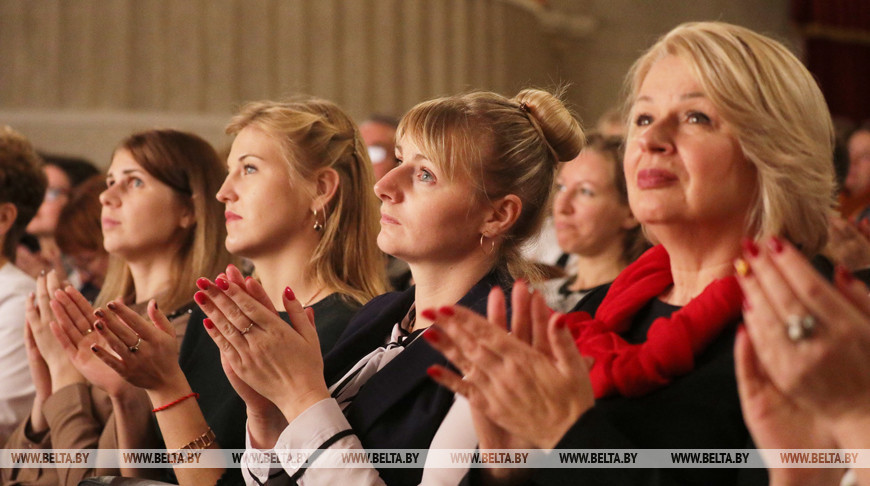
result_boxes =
[514,89,584,163]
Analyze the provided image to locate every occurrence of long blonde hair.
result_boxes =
[96,129,233,312]
[226,98,387,304]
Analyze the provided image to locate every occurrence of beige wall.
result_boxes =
[0,0,793,166]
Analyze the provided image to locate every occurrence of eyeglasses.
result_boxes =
[44,187,70,202]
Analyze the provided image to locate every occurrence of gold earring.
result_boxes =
[313,209,324,232]
[479,233,495,256]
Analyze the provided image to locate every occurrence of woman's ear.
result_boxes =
[311,168,340,210]
[481,194,522,238]
[178,196,196,229]
[0,202,17,240]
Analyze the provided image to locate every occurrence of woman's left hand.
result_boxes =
[196,275,330,423]
[424,283,594,450]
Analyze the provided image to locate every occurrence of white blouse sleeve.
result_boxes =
[242,398,385,486]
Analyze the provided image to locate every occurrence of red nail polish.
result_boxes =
[767,236,784,254]
[215,278,229,291]
[555,315,566,329]
[203,318,214,330]
[94,309,105,318]
[836,265,855,284]
[284,287,295,301]
[245,276,253,282]
[422,327,440,343]
[107,301,117,311]
[741,238,759,258]
[420,309,437,321]
[438,306,455,316]
[196,278,210,290]
[426,366,443,379]
[194,292,207,306]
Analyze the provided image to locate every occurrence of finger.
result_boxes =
[734,326,768,400]
[25,292,40,330]
[98,304,139,348]
[55,287,96,334]
[49,299,85,345]
[48,320,79,360]
[436,305,516,357]
[243,275,277,314]
[94,312,136,358]
[147,300,176,336]
[530,291,552,353]
[226,264,245,286]
[746,242,811,335]
[34,274,52,323]
[833,265,870,319]
[195,290,250,351]
[203,278,264,335]
[201,316,244,366]
[737,260,797,372]
[510,280,532,344]
[88,342,126,374]
[427,364,475,398]
[422,326,474,374]
[24,320,39,354]
[282,287,319,344]
[548,313,585,375]
[107,300,158,339]
[486,286,508,332]
[45,269,62,297]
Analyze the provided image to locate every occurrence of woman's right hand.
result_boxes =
[28,271,85,390]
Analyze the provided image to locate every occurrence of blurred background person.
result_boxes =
[0,126,46,443]
[839,122,870,222]
[16,153,99,280]
[54,175,110,301]
[537,133,646,312]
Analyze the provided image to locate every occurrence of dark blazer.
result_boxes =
[322,272,510,486]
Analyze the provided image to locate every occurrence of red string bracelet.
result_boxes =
[152,392,199,413]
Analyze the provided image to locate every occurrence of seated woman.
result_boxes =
[424,21,835,486]
[192,89,583,484]
[537,132,646,312]
[4,129,232,486]
[736,238,870,486]
[85,98,386,485]
[55,175,110,302]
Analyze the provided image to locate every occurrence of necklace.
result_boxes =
[302,287,326,307]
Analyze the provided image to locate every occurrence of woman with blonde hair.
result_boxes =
[85,98,387,485]
[189,88,583,485]
[5,129,232,486]
[424,21,835,486]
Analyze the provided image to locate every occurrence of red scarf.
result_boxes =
[564,245,742,398]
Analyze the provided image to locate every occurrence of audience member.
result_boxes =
[596,107,626,138]
[87,98,386,485]
[537,133,646,312]
[424,21,834,486]
[197,88,582,484]
[0,126,46,444]
[16,154,98,279]
[839,122,870,222]
[54,175,109,301]
[4,129,233,486]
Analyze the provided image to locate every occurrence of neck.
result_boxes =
[571,245,626,291]
[250,236,330,308]
[126,253,178,304]
[409,254,494,331]
[0,255,8,269]
[651,224,742,306]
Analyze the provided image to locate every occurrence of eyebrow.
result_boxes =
[635,91,706,103]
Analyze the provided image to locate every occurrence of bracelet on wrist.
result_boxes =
[152,392,199,413]
[176,427,216,451]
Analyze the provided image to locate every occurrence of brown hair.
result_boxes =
[398,89,585,281]
[56,175,105,256]
[226,98,387,304]
[0,126,46,261]
[97,129,233,312]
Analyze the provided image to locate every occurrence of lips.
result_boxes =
[636,168,678,189]
[225,211,242,222]
[101,217,120,229]
[380,212,399,225]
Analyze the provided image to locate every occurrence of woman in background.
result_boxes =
[55,175,110,301]
[538,132,645,312]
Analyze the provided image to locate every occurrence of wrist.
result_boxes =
[49,368,86,392]
[831,411,870,449]
[146,377,194,408]
[276,386,330,424]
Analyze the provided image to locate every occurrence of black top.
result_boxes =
[173,293,360,485]
[320,272,511,485]
[523,285,767,486]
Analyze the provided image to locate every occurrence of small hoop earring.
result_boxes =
[479,233,495,256]
[313,209,324,232]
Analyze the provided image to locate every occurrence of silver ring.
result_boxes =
[239,321,255,335]
[786,314,817,342]
[129,336,142,353]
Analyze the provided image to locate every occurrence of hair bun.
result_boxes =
[514,89,584,163]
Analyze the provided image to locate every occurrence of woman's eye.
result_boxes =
[686,111,711,124]
[555,183,567,193]
[243,164,257,175]
[580,187,595,197]
[635,114,652,126]
[394,157,403,166]
[419,169,434,183]
[105,179,115,188]
[130,178,144,188]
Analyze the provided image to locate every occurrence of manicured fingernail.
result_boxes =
[90,345,98,353]
[203,318,214,330]
[767,236,784,254]
[94,321,104,331]
[741,238,759,258]
[153,300,158,310]
[107,301,117,311]
[426,366,443,379]
[245,276,253,282]
[555,315,566,329]
[196,278,210,290]
[94,309,105,318]
[438,306,454,316]
[194,292,207,305]
[836,265,855,284]
[218,273,227,280]
[422,327,440,343]
[734,257,751,277]
[215,278,229,291]
[420,309,437,321]
[284,287,295,301]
